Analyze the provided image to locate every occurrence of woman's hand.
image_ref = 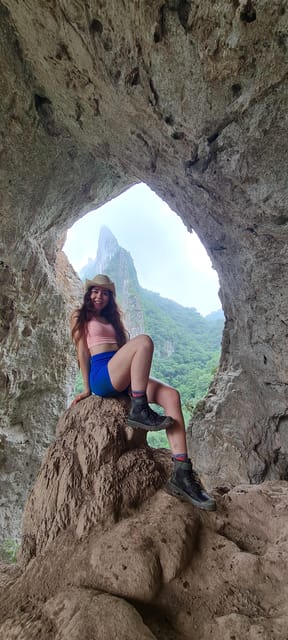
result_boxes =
[71,390,91,406]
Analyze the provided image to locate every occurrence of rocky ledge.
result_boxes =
[0,396,287,640]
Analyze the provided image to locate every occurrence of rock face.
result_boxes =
[20,395,170,563]
[0,400,288,639]
[1,0,288,538]
[0,243,82,542]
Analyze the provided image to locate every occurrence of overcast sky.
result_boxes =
[63,183,221,316]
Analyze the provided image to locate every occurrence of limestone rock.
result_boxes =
[0,401,288,639]
[43,589,158,640]
[0,563,21,593]
[1,0,288,538]
[20,395,171,563]
[0,243,82,543]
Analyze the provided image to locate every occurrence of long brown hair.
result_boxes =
[71,287,128,347]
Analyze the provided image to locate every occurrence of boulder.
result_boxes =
[0,400,288,639]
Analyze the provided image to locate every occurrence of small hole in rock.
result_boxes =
[240,2,256,23]
[165,114,174,126]
[171,131,185,140]
[207,131,219,144]
[231,83,242,98]
[128,67,140,86]
[90,19,103,34]
[154,29,161,43]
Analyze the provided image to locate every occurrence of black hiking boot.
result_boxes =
[166,459,216,511]
[127,395,175,431]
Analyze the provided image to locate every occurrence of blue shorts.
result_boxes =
[89,351,125,397]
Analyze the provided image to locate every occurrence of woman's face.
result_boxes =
[90,286,110,313]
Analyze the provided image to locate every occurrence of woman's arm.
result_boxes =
[71,312,91,405]
[77,337,91,394]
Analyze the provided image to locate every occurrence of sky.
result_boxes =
[63,183,221,316]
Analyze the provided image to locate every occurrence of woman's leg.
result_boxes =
[146,378,187,455]
[108,334,153,392]
[108,336,174,431]
[147,378,216,511]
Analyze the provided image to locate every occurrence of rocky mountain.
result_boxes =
[80,226,145,337]
[79,227,224,418]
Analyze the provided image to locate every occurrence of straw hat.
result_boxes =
[85,274,116,296]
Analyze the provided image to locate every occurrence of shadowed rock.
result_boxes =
[1,400,288,639]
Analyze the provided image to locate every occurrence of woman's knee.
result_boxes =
[136,334,154,351]
[166,387,181,406]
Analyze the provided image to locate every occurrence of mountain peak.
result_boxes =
[96,226,119,272]
[79,226,119,280]
[98,225,119,246]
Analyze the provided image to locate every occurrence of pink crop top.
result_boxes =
[86,318,117,349]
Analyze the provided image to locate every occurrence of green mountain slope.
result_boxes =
[140,290,222,416]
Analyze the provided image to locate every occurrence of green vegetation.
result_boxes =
[147,430,170,449]
[74,370,85,395]
[0,538,19,563]
[140,290,222,424]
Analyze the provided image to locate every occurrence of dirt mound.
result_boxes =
[1,397,287,639]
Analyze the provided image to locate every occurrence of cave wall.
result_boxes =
[1,0,288,539]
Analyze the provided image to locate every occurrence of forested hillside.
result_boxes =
[77,227,224,446]
[140,290,222,417]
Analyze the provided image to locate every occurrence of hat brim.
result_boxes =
[85,278,116,296]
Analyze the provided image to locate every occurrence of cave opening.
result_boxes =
[63,182,223,444]
[63,182,221,317]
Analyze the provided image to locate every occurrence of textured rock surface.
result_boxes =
[1,0,288,538]
[0,401,288,639]
[20,395,171,562]
[0,243,82,542]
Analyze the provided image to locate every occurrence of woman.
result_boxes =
[71,274,216,511]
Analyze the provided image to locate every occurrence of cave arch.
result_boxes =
[1,0,288,540]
